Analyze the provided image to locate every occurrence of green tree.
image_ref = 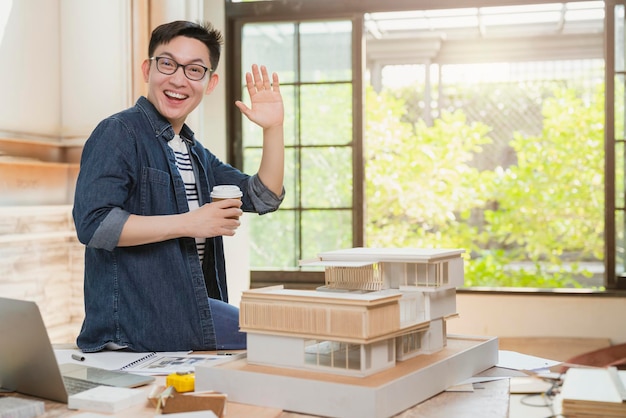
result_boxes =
[365,87,492,253]
[365,84,604,288]
[479,86,604,287]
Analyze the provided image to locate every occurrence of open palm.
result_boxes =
[235,64,284,129]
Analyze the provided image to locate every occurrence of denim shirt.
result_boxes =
[72,97,284,352]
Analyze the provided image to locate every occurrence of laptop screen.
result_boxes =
[0,297,69,402]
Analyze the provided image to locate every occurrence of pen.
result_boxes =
[71,353,85,362]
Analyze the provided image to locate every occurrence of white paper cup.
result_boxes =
[210,185,243,201]
[211,185,242,219]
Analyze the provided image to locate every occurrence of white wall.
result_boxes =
[448,293,626,345]
[0,0,131,140]
[0,0,61,137]
[60,0,132,139]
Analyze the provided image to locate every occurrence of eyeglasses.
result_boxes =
[149,56,211,81]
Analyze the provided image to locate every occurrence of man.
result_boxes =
[72,20,284,352]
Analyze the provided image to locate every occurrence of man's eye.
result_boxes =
[188,66,203,74]
[160,59,175,68]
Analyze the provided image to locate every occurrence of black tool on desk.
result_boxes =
[0,297,155,403]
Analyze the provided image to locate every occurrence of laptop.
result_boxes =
[0,297,155,403]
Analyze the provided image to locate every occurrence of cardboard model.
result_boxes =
[196,248,499,418]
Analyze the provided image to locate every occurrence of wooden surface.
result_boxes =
[396,379,510,418]
[8,364,509,418]
[7,389,285,418]
[7,337,612,417]
[10,377,508,418]
[498,337,611,362]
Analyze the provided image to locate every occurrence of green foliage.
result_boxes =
[365,84,605,288]
[365,87,491,252]
[484,87,604,264]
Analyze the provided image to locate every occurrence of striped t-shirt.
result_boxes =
[168,135,205,261]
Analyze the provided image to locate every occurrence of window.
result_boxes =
[227,0,620,290]
[230,15,363,285]
[607,1,626,289]
[400,331,423,356]
[304,340,361,370]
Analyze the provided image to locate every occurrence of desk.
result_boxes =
[8,368,510,418]
[13,336,610,417]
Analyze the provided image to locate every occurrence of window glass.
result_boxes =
[300,21,352,83]
[368,59,604,288]
[249,209,297,269]
[617,75,625,141]
[302,210,352,260]
[615,5,625,73]
[617,208,625,278]
[242,23,296,84]
[301,147,352,208]
[303,340,360,370]
[618,141,625,211]
[242,19,355,270]
[300,84,352,146]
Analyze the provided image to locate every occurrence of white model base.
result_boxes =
[195,334,498,418]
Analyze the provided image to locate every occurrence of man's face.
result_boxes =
[142,36,218,133]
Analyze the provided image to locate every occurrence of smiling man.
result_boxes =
[72,21,284,352]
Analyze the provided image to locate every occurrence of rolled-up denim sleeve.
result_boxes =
[88,207,131,251]
[246,174,285,215]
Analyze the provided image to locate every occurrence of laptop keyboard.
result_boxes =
[62,375,107,396]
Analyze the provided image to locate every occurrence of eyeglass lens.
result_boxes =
[154,57,207,81]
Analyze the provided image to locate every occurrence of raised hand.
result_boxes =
[235,64,284,129]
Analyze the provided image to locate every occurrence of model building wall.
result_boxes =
[421,287,458,320]
[240,287,402,342]
[382,259,464,288]
[247,331,398,376]
[325,264,382,291]
[398,291,426,325]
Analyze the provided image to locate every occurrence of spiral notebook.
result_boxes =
[54,349,243,375]
[118,351,245,375]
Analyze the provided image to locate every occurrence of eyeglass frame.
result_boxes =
[149,56,213,81]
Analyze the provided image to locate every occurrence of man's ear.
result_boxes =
[205,73,219,95]
[141,59,151,82]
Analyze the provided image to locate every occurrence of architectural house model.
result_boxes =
[240,247,465,377]
[196,248,499,418]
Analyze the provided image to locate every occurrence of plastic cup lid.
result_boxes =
[211,185,243,198]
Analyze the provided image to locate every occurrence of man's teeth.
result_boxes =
[165,91,187,99]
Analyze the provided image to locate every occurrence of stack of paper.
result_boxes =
[68,386,147,413]
[561,367,626,417]
[0,397,45,418]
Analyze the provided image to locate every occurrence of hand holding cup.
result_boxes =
[211,185,243,220]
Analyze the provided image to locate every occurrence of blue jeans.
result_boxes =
[209,298,246,350]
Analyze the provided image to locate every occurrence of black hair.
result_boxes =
[148,20,223,71]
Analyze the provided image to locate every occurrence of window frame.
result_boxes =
[226,8,365,287]
[606,0,626,290]
[226,0,622,292]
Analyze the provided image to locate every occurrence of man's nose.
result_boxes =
[170,66,187,82]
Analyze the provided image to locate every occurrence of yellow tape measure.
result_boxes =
[166,371,195,393]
